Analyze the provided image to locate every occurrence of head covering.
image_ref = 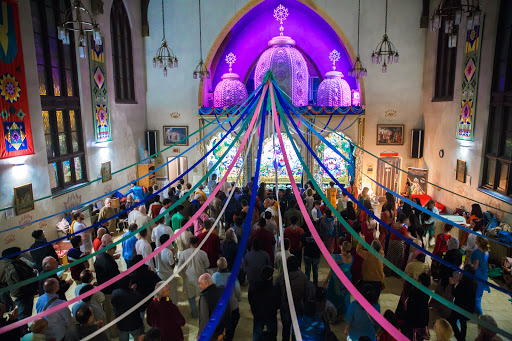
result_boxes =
[2,247,21,259]
[447,236,459,251]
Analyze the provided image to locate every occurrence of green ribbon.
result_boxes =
[273,86,512,340]
[0,101,259,295]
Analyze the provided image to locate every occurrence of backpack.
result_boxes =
[482,211,498,232]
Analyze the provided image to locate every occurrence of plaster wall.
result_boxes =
[420,0,512,222]
[145,0,426,197]
[0,0,147,252]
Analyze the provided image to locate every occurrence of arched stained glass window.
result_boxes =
[260,135,302,184]
[315,132,353,185]
[206,132,243,184]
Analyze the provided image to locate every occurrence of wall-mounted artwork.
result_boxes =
[101,161,112,183]
[456,159,467,183]
[377,124,404,145]
[407,167,428,195]
[14,183,34,216]
[163,126,188,146]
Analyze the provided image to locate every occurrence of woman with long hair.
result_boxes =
[361,208,377,245]
[460,203,484,246]
[325,181,338,209]
[341,201,357,222]
[380,193,396,250]
[406,214,427,264]
[384,213,409,277]
[465,219,484,264]
[323,240,353,320]
[471,236,491,314]
[257,182,267,212]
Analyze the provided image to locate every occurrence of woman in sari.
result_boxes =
[325,181,338,209]
[323,240,353,320]
[384,213,408,277]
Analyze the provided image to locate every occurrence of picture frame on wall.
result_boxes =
[456,159,467,183]
[407,167,428,195]
[163,126,188,146]
[101,161,112,183]
[14,183,34,216]
[377,124,404,145]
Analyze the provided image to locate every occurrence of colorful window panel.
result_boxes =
[315,132,353,185]
[74,156,83,181]
[63,159,71,183]
[206,132,243,184]
[260,135,302,184]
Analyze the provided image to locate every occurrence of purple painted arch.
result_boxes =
[204,0,357,105]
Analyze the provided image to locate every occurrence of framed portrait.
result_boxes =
[377,124,405,145]
[407,167,429,195]
[101,161,112,183]
[456,159,467,183]
[163,126,188,146]
[14,183,34,216]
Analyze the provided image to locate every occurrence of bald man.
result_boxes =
[38,256,73,300]
[134,205,152,236]
[35,278,72,341]
[93,227,108,252]
[98,198,117,234]
[197,273,231,339]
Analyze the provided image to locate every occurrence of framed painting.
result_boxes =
[377,124,405,145]
[14,183,34,216]
[407,167,428,195]
[163,126,188,146]
[456,159,467,183]
[101,161,112,183]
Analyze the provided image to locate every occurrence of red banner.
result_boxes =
[0,0,34,159]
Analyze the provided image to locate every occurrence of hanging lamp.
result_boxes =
[152,0,178,77]
[348,0,367,79]
[370,0,399,73]
[193,0,209,80]
[57,1,102,58]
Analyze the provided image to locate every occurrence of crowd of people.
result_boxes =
[0,177,507,341]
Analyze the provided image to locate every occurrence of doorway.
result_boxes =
[376,156,400,200]
[167,157,188,186]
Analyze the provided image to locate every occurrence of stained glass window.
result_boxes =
[260,135,302,184]
[63,160,72,183]
[206,132,243,184]
[314,132,353,186]
[74,157,82,181]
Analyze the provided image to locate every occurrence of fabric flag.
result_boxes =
[0,0,34,159]
[88,33,112,142]
[457,22,483,141]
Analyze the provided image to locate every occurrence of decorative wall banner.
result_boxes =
[0,0,35,159]
[457,23,483,141]
[88,33,112,142]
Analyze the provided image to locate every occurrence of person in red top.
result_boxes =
[433,224,453,257]
[384,213,409,276]
[147,281,186,341]
[93,228,107,252]
[284,215,305,267]
[197,219,221,274]
[249,218,276,266]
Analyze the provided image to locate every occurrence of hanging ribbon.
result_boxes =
[319,113,333,133]
[273,88,512,339]
[199,83,269,340]
[269,85,407,341]
[0,86,263,336]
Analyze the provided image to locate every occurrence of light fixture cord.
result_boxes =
[384,0,388,35]
[199,0,203,61]
[161,0,165,40]
[357,0,361,56]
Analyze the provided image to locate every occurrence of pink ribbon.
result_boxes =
[268,86,407,341]
[0,86,266,335]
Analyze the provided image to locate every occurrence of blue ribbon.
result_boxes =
[332,113,348,131]
[341,112,362,131]
[199,94,267,340]
[0,101,258,261]
[275,90,512,297]
[319,113,333,133]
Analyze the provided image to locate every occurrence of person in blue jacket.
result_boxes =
[124,183,145,202]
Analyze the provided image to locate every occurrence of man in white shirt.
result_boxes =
[207,174,217,194]
[152,216,174,248]
[156,234,178,304]
[135,228,155,271]
[178,236,209,318]
[72,211,93,254]
[127,203,142,225]
[176,217,193,258]
[134,205,152,236]
[311,200,323,224]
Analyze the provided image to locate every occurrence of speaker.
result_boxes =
[146,130,158,156]
[411,129,424,159]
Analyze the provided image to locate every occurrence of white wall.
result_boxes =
[145,0,426,196]
[421,0,512,221]
[0,0,147,252]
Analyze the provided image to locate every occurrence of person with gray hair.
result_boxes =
[39,256,73,300]
[135,205,152,236]
[35,278,72,341]
[198,273,231,339]
[98,197,117,235]
[211,257,240,341]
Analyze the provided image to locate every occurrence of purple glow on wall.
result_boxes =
[206,0,356,105]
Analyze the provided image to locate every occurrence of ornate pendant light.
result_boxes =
[213,53,248,107]
[371,0,399,73]
[429,0,482,48]
[317,50,351,107]
[193,0,209,80]
[58,1,102,58]
[348,0,367,79]
[153,0,178,77]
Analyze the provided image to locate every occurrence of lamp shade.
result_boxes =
[254,36,309,106]
[316,71,351,106]
[213,73,248,107]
